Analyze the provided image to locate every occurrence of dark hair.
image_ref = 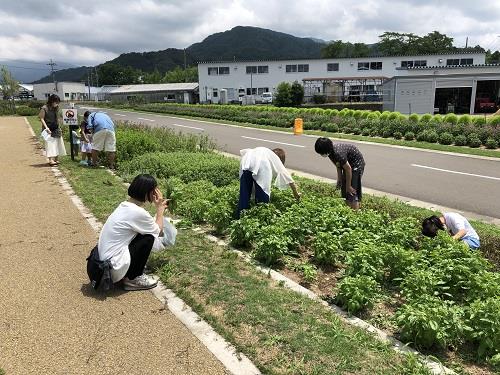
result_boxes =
[314,137,333,155]
[128,174,158,202]
[272,148,286,164]
[422,215,444,238]
[83,111,91,118]
[47,94,60,107]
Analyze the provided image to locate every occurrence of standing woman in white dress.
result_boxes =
[39,94,66,166]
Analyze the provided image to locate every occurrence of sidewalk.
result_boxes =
[0,117,228,375]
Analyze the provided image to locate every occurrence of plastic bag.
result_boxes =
[161,217,177,247]
[41,129,51,141]
[152,217,177,252]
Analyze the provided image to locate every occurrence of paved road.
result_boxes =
[80,107,500,220]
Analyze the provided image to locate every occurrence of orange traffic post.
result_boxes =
[294,118,303,135]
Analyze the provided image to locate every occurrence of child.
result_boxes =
[71,129,81,156]
[422,213,480,250]
[80,118,93,166]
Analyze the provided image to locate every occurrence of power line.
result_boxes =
[0,64,51,71]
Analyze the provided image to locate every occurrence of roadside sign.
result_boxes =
[63,109,78,126]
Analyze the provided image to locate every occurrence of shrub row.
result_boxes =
[105,103,500,150]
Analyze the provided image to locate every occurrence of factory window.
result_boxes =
[358,62,370,70]
[414,60,427,67]
[370,62,382,70]
[460,58,473,65]
[298,64,309,72]
[258,65,269,74]
[208,67,218,75]
[327,63,339,71]
[246,66,257,74]
[218,67,230,75]
[286,64,297,73]
[447,59,460,66]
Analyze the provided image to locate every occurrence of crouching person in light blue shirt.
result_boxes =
[422,213,480,250]
[84,111,116,169]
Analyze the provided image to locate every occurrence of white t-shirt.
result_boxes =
[443,212,479,240]
[98,201,160,282]
[240,147,294,196]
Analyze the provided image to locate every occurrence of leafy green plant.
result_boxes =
[466,297,500,358]
[312,232,345,266]
[468,134,482,148]
[404,131,415,140]
[454,134,468,146]
[396,296,468,349]
[335,275,380,314]
[438,132,454,145]
[485,137,498,149]
[253,225,292,265]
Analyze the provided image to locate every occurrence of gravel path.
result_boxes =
[0,117,228,375]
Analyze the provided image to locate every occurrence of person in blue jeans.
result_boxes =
[421,213,480,250]
[237,147,300,218]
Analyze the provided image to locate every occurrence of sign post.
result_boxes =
[63,108,79,161]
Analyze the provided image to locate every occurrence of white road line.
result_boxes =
[172,123,204,131]
[411,164,500,181]
[114,113,126,117]
[137,117,155,122]
[241,136,306,148]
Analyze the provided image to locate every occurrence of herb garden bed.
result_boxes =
[27,116,500,374]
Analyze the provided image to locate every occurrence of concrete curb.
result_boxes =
[198,231,455,375]
[24,117,261,375]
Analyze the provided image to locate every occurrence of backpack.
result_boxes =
[86,246,113,291]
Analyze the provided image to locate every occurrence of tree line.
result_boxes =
[96,64,198,86]
[321,31,500,64]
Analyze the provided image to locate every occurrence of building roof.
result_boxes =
[197,51,485,64]
[407,63,500,70]
[302,76,390,82]
[110,83,198,94]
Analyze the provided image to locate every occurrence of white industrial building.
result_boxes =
[33,82,88,101]
[383,64,500,114]
[108,83,199,104]
[197,52,485,104]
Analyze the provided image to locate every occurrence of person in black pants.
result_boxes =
[98,174,169,291]
[315,137,366,210]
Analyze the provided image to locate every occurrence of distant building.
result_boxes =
[33,82,88,101]
[197,52,485,104]
[383,64,500,114]
[108,83,199,104]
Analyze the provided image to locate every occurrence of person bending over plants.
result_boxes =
[421,213,480,250]
[237,147,300,217]
[314,137,365,210]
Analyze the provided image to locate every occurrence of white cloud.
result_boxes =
[0,0,498,67]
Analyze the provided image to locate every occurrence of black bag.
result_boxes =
[86,246,113,291]
[48,123,62,138]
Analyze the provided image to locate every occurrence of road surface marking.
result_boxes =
[172,123,204,131]
[114,113,126,117]
[137,117,155,122]
[411,164,500,181]
[241,136,306,148]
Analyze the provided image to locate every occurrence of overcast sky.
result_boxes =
[1,0,499,69]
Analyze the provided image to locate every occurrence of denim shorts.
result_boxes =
[462,236,480,250]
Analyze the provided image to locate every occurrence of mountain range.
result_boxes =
[31,26,325,84]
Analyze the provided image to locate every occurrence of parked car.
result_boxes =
[261,92,273,104]
[475,96,497,113]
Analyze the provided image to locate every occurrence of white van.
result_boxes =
[261,92,273,104]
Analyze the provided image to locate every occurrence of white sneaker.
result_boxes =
[123,274,158,291]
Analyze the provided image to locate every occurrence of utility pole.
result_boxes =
[94,67,99,101]
[184,48,187,83]
[47,59,57,92]
[87,68,91,101]
[465,37,469,48]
